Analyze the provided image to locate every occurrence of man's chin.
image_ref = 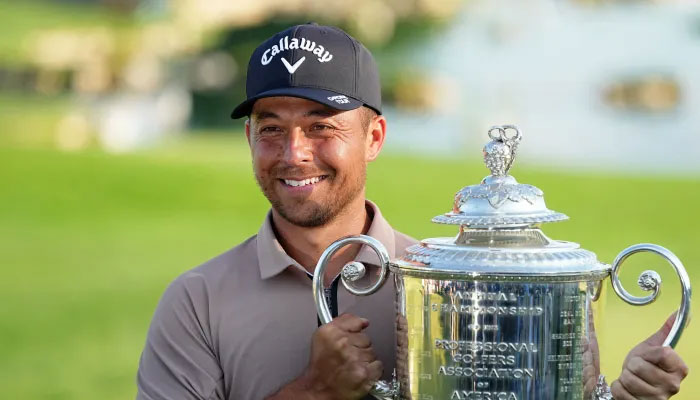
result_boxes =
[274,204,334,228]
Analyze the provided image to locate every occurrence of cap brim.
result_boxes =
[230,87,363,119]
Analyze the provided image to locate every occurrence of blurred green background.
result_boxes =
[1,0,698,399]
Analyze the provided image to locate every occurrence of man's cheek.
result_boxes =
[252,150,277,173]
[254,140,283,159]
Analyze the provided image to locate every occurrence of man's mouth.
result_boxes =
[280,175,328,187]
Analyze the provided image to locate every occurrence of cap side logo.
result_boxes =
[281,56,305,74]
[261,36,333,66]
[328,95,350,104]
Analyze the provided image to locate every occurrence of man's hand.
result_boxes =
[268,313,382,400]
[611,313,689,400]
[302,313,383,399]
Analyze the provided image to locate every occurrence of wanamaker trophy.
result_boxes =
[312,125,691,400]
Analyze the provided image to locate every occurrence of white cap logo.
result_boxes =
[261,36,334,68]
[281,57,305,74]
[328,95,350,104]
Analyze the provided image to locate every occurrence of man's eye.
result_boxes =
[259,126,281,133]
[311,124,333,131]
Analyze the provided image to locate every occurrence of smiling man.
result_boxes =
[137,23,414,400]
[136,23,687,400]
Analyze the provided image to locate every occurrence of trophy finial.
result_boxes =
[484,125,522,176]
[435,123,568,228]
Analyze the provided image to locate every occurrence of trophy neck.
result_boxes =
[455,227,551,248]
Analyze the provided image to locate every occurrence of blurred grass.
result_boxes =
[0,93,74,147]
[0,0,138,67]
[0,133,698,399]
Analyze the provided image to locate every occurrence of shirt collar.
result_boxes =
[256,200,396,280]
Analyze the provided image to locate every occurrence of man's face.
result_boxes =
[245,97,384,227]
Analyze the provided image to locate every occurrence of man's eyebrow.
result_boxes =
[251,111,279,121]
[304,108,339,118]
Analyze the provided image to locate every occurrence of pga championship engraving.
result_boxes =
[394,280,588,399]
[312,126,691,400]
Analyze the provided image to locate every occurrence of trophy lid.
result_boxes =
[392,125,608,280]
[432,125,568,228]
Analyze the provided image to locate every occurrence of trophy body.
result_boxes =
[394,275,600,400]
[313,126,691,400]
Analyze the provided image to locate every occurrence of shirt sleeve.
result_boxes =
[136,272,225,400]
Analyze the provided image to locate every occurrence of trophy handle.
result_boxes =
[312,235,398,400]
[593,244,692,399]
[609,243,692,348]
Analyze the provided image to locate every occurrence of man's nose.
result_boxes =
[283,128,312,165]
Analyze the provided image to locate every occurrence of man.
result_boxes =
[137,23,688,400]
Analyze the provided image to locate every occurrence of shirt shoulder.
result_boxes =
[184,234,259,284]
[137,234,262,399]
[159,234,261,323]
[153,233,260,323]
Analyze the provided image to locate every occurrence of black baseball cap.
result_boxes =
[230,23,382,119]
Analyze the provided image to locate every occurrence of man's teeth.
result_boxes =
[284,176,324,187]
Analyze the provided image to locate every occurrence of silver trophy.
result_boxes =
[313,125,691,400]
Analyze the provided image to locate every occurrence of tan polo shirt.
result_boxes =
[136,201,417,400]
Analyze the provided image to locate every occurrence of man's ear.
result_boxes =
[366,115,387,162]
[245,119,252,147]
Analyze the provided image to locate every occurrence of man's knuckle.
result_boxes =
[619,369,633,388]
[627,356,643,375]
[661,347,675,360]
[374,361,384,377]
[610,380,624,398]
[651,346,666,359]
[333,336,348,351]
[351,364,368,382]
[668,379,681,394]
[342,347,358,362]
[317,324,334,337]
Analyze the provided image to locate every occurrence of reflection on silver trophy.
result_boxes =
[312,125,691,400]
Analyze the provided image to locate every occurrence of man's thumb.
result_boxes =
[643,312,677,347]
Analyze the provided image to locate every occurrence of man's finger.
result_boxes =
[347,332,371,348]
[366,360,383,382]
[640,346,687,374]
[354,347,378,363]
[342,346,376,363]
[627,354,682,394]
[619,368,661,397]
[627,355,668,382]
[610,379,636,400]
[334,314,370,333]
[643,311,677,347]
[657,348,688,376]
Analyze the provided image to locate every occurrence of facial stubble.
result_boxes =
[255,163,367,228]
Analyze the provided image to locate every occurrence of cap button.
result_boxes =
[306,21,319,25]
